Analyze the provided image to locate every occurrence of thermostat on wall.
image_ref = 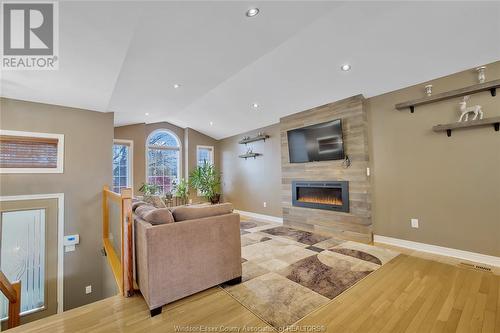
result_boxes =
[64,234,80,252]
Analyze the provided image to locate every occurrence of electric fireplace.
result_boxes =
[292,180,349,212]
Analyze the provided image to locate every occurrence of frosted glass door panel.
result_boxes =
[1,209,45,320]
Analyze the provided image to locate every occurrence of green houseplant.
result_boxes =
[189,162,221,204]
[173,178,189,204]
[138,183,159,195]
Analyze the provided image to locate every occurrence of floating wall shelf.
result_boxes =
[238,153,262,159]
[396,79,500,113]
[238,134,270,145]
[432,116,500,137]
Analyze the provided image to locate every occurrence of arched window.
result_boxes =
[146,129,181,194]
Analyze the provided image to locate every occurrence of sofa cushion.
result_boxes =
[142,208,175,225]
[143,195,166,208]
[171,203,234,222]
[132,200,147,211]
[135,204,155,217]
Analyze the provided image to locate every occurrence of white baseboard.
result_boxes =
[374,235,500,268]
[234,210,283,224]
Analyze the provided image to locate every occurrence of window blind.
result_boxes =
[0,135,59,168]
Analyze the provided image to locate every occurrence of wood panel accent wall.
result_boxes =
[280,95,372,243]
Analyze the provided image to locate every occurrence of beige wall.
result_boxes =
[0,98,114,310]
[368,61,500,257]
[219,124,282,217]
[114,123,218,199]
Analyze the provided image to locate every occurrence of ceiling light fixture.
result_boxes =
[252,103,259,109]
[173,83,181,89]
[209,121,214,126]
[246,8,260,17]
[145,112,150,116]
[340,64,351,71]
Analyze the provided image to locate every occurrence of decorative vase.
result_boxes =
[424,84,433,96]
[476,66,486,83]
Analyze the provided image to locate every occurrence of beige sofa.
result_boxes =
[134,203,242,316]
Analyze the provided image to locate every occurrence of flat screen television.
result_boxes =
[287,119,345,163]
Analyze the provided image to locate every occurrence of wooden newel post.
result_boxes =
[1,271,21,329]
[102,185,110,241]
[121,188,134,297]
[8,281,21,328]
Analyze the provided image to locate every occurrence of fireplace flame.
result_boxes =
[297,195,342,206]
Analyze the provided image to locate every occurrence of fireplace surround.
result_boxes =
[292,180,349,212]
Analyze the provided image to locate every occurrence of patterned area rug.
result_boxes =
[222,219,399,330]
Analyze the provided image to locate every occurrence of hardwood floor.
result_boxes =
[10,252,499,332]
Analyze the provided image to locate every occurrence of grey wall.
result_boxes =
[219,123,282,217]
[0,98,114,310]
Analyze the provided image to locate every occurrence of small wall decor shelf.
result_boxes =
[433,116,500,137]
[238,152,262,159]
[396,79,500,113]
[238,134,270,145]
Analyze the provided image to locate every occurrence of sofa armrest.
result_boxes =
[135,213,241,309]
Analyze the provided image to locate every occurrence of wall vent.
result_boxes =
[459,262,492,272]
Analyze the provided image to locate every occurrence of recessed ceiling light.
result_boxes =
[246,8,260,17]
[173,83,181,89]
[252,103,259,109]
[145,112,150,116]
[209,121,214,126]
[341,64,351,71]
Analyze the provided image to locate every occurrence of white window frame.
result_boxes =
[113,139,134,192]
[196,145,214,166]
[0,130,64,174]
[145,129,182,194]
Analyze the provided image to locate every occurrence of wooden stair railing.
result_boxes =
[102,186,134,297]
[0,271,21,329]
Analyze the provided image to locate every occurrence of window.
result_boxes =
[0,130,64,173]
[112,140,133,193]
[197,145,214,166]
[146,130,181,194]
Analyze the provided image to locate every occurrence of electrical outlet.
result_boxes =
[411,218,419,228]
[263,202,267,208]
[85,285,92,294]
[366,167,370,176]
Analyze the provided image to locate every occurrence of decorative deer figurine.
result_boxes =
[458,96,483,122]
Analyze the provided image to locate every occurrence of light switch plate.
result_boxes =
[85,285,92,294]
[411,218,419,228]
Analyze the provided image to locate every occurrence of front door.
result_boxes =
[0,199,58,329]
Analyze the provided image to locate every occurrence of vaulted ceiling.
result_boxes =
[1,1,499,139]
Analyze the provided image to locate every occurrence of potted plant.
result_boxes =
[173,178,189,205]
[138,182,159,196]
[138,183,165,207]
[189,162,221,204]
